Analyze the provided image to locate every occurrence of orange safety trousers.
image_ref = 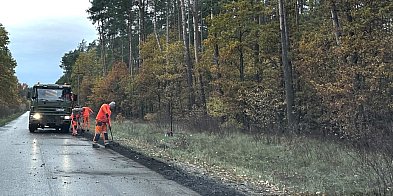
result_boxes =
[93,121,109,143]
[83,116,90,130]
[95,121,108,133]
[71,114,79,136]
[82,106,93,130]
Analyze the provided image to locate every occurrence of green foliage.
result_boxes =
[206,96,227,118]
[58,0,393,138]
[90,61,130,111]
[0,111,24,127]
[73,48,102,105]
[240,86,285,131]
[131,34,189,118]
[295,1,393,137]
[200,0,285,131]
[0,23,23,117]
[57,40,88,84]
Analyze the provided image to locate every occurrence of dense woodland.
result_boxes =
[55,0,392,141]
[0,24,26,118]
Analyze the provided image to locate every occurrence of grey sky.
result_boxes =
[0,0,97,86]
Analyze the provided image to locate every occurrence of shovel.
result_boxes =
[109,125,114,141]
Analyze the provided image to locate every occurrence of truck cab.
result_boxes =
[28,83,77,133]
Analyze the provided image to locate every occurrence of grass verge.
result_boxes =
[0,112,25,127]
[110,121,390,195]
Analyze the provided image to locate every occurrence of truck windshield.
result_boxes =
[35,88,72,101]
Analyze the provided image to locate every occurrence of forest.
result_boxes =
[55,0,393,144]
[0,24,26,118]
[0,1,392,193]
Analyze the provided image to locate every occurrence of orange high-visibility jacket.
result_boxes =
[71,113,77,125]
[82,106,93,117]
[95,104,112,125]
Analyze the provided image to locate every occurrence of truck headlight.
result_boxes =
[64,115,71,120]
[32,113,42,120]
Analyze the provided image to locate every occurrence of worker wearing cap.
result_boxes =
[82,106,94,132]
[92,101,115,148]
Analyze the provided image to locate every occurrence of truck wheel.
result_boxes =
[29,124,37,133]
[61,124,70,133]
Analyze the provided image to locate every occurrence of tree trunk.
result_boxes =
[238,36,245,82]
[214,41,222,96]
[98,19,106,76]
[153,1,163,52]
[295,0,299,28]
[180,0,195,110]
[187,0,192,49]
[166,0,171,64]
[211,2,223,96]
[192,0,200,64]
[138,0,145,68]
[279,0,296,132]
[330,0,341,45]
[299,0,304,14]
[177,0,182,41]
[127,9,134,78]
[191,0,206,111]
[254,0,261,82]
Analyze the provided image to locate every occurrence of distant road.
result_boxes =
[0,112,200,196]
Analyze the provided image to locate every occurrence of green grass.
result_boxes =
[0,112,24,127]
[111,121,390,194]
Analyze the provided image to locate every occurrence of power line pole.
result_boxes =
[77,73,80,106]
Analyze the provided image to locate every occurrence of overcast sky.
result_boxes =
[0,0,97,86]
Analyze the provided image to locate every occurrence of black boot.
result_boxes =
[92,143,99,148]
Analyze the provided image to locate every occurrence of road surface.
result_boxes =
[0,112,200,196]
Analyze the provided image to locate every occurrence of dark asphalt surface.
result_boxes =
[0,112,200,196]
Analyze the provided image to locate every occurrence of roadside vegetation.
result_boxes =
[0,112,25,127]
[0,24,28,122]
[111,120,393,195]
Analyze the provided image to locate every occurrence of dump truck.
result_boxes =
[28,83,77,133]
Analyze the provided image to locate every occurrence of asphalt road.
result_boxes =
[0,112,200,196]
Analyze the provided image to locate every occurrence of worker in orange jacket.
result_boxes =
[70,112,78,136]
[92,101,115,148]
[82,106,94,132]
[70,108,82,136]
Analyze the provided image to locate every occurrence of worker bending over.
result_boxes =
[71,107,82,136]
[92,101,115,148]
